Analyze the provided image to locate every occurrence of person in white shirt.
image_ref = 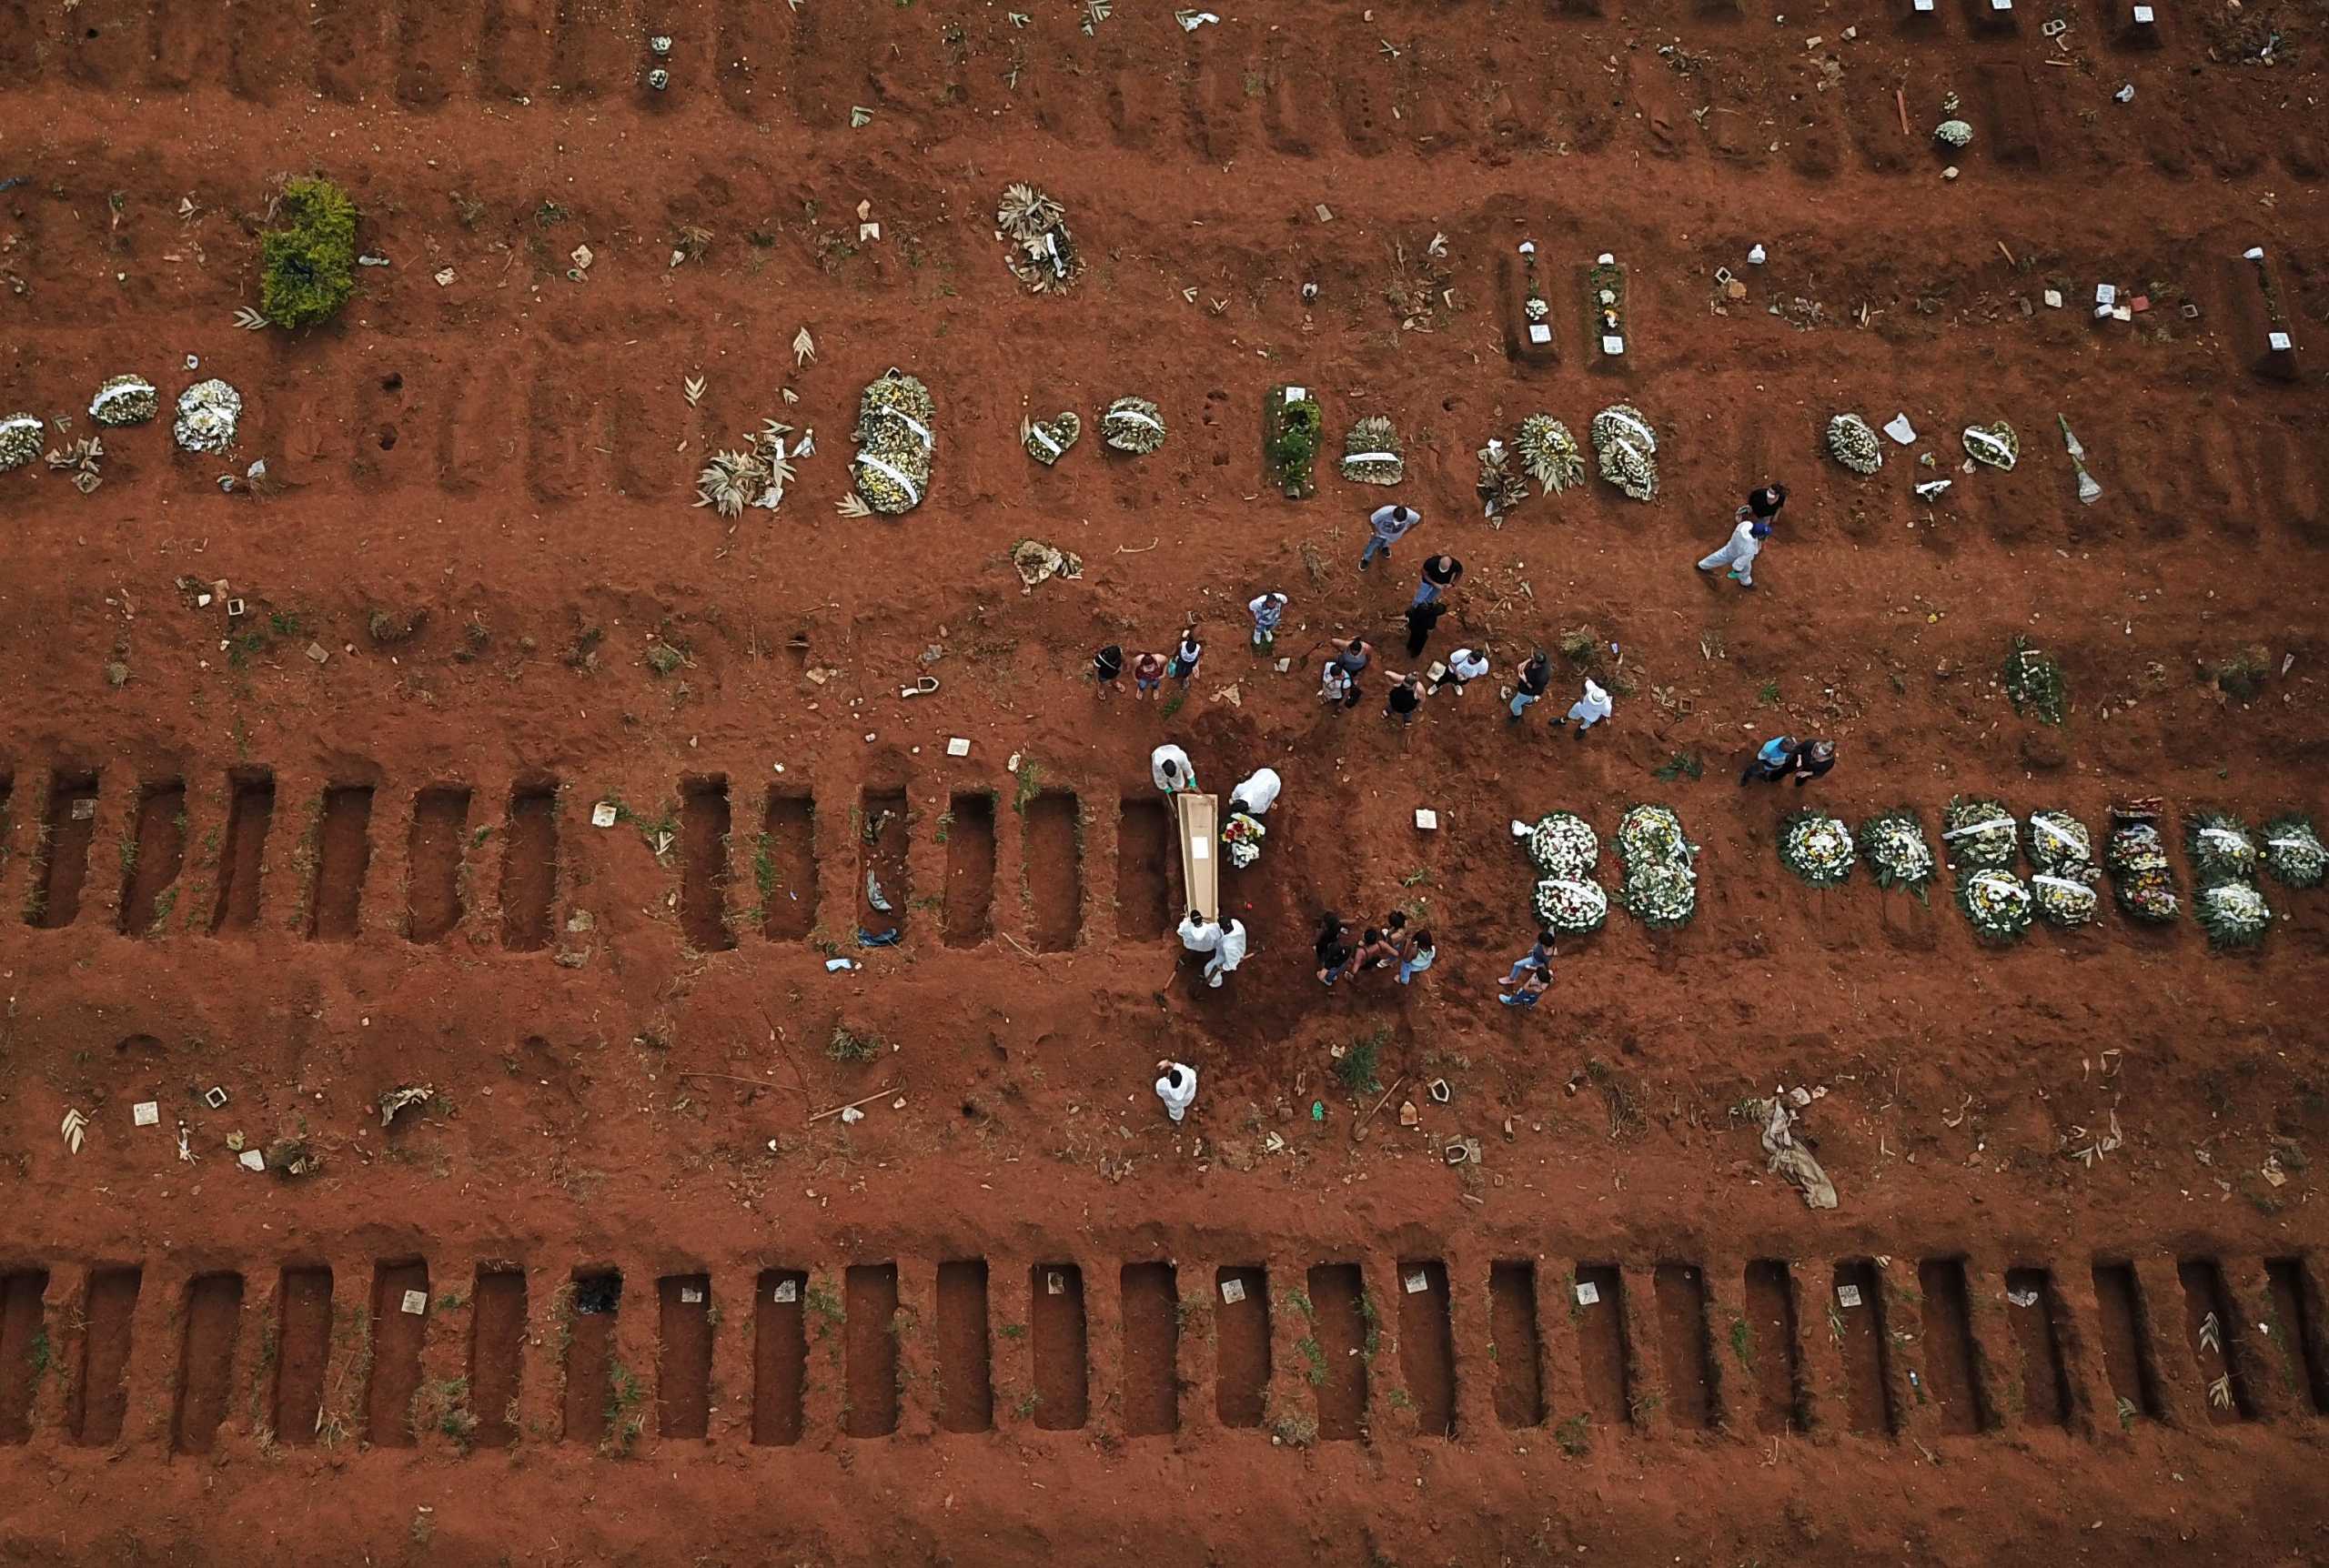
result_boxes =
[1176,910,1224,953]
[1150,743,1196,793]
[1551,678,1612,739]
[1247,592,1288,648]
[1228,767,1281,817]
[1358,503,1421,570]
[1697,487,1781,589]
[1154,1060,1198,1122]
[1435,646,1490,696]
[1204,919,1248,988]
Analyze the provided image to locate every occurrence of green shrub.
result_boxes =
[261,176,358,328]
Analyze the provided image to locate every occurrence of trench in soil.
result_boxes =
[752,1270,808,1446]
[2002,1266,2071,1429]
[1916,1258,1989,1434]
[273,1266,334,1445]
[942,792,995,948]
[0,1270,49,1444]
[1654,1262,1714,1431]
[1396,1260,1457,1437]
[657,1274,712,1439]
[2178,1258,2255,1422]
[2091,1261,2162,1421]
[1025,790,1083,950]
[842,1263,899,1438]
[499,784,559,950]
[859,791,911,944]
[68,1266,140,1446]
[1832,1260,1896,1436]
[679,779,735,953]
[171,1271,243,1455]
[1743,1260,1806,1435]
[560,1270,620,1444]
[211,771,274,934]
[1119,1261,1179,1437]
[118,779,187,937]
[1031,1263,1089,1430]
[758,790,817,940]
[30,772,99,930]
[1307,1263,1369,1442]
[2264,1258,2329,1414]
[1215,1266,1270,1428]
[935,1260,992,1433]
[468,1268,526,1449]
[365,1260,429,1447]
[1573,1263,1630,1429]
[1488,1261,1545,1429]
[1114,797,1174,939]
[307,785,375,940]
[404,785,469,942]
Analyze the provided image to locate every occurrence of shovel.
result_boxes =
[2058,414,2103,505]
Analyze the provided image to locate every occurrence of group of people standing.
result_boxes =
[1129,481,1815,1124]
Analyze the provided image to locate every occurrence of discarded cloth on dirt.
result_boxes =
[1011,538,1084,590]
[1753,1094,1837,1210]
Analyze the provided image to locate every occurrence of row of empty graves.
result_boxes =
[0,1250,2324,1456]
[0,768,1190,951]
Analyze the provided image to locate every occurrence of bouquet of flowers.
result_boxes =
[996,183,1083,295]
[0,412,42,473]
[1477,437,1529,520]
[174,378,243,454]
[89,373,158,427]
[1534,876,1609,936]
[1590,404,1658,503]
[1617,803,1697,929]
[1957,868,2033,942]
[1857,809,1936,892]
[1022,411,1081,467]
[848,368,935,516]
[2105,822,2180,923]
[2186,811,2259,881]
[1222,811,1265,869]
[1101,396,1166,455]
[1779,811,1855,887]
[1527,812,1598,879]
[1941,797,2017,869]
[1826,413,1882,476]
[1961,421,2018,471]
[2023,809,2092,873]
[696,419,799,518]
[2032,869,2101,928]
[2263,813,2326,889]
[1339,416,1405,486]
[2195,879,2270,950]
[1517,415,1585,495]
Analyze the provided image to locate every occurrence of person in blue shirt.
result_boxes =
[1740,736,1837,787]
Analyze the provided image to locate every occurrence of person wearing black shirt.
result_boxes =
[1092,644,1124,699]
[1412,554,1465,608]
[1403,598,1447,658]
[1314,912,1354,987]
[1507,650,1551,723]
[1385,672,1425,726]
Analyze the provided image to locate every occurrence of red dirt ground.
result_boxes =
[1,0,2328,1562]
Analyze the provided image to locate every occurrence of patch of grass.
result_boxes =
[602,1362,646,1456]
[411,1376,478,1450]
[1653,750,1704,782]
[1558,626,1598,665]
[644,641,687,677]
[1012,759,1042,814]
[1554,1412,1589,1456]
[1270,1409,1317,1447]
[1333,1027,1389,1096]
[1296,1334,1329,1386]
[997,1322,1026,1340]
[1729,1316,1754,1370]
[1756,679,1780,706]
[827,1026,882,1063]
[1158,690,1185,721]
[261,176,358,328]
[1398,867,1433,888]
[803,1282,843,1336]
[933,809,953,845]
